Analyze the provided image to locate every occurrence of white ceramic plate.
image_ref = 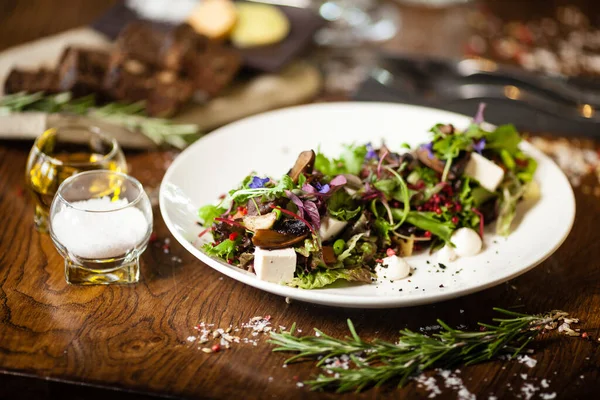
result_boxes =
[159,102,575,308]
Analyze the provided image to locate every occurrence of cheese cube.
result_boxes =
[318,216,348,242]
[464,153,505,192]
[253,247,297,284]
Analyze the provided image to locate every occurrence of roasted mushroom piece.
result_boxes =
[289,150,315,183]
[252,229,308,249]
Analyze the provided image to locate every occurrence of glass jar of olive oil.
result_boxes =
[25,124,127,232]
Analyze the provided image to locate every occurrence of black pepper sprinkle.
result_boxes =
[438,263,447,269]
[426,261,430,264]
[439,284,444,288]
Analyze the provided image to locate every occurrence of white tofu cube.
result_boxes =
[253,247,297,284]
[319,216,348,242]
[464,153,505,192]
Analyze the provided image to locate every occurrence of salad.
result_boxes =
[197,105,537,289]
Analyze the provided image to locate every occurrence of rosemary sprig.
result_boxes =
[0,91,201,149]
[268,308,570,393]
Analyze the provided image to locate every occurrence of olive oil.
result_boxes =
[25,127,127,232]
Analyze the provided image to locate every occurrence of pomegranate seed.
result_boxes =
[229,232,239,241]
[455,204,462,212]
[149,233,158,243]
[480,326,487,332]
[582,332,588,339]
[264,315,272,321]
[435,208,442,215]
[237,206,248,216]
[212,344,221,352]
[445,202,453,208]
[424,231,432,238]
[218,194,226,200]
[452,216,459,224]
[227,259,233,265]
[386,248,396,256]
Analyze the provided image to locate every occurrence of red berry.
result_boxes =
[229,232,239,241]
[237,206,248,215]
[386,248,396,256]
[455,204,462,212]
[212,344,221,352]
[424,231,432,238]
[435,208,442,215]
[445,202,453,208]
[452,216,459,224]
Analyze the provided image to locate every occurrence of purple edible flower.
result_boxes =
[315,183,331,194]
[421,142,434,159]
[248,176,269,189]
[473,138,486,154]
[365,143,378,160]
[473,102,487,125]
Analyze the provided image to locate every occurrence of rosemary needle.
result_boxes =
[0,91,201,149]
[268,308,570,393]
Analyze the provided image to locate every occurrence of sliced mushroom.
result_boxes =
[252,229,308,249]
[289,150,315,183]
[416,146,447,176]
[243,212,277,231]
[342,173,363,190]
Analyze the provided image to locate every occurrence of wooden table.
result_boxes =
[1,1,600,399]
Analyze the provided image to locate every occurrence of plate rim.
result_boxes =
[159,102,576,308]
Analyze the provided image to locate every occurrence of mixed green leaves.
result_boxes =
[315,144,367,176]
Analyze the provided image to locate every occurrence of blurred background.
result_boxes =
[1,0,599,142]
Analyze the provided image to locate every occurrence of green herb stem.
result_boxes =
[269,308,570,393]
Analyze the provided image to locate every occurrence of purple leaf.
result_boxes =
[248,176,270,188]
[302,183,317,194]
[473,103,487,125]
[303,200,321,230]
[330,175,347,186]
[285,190,305,218]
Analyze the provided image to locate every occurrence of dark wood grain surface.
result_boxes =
[1,1,600,400]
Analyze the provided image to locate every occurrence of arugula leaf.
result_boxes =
[198,204,226,226]
[203,239,237,260]
[315,144,367,176]
[228,174,294,203]
[391,209,455,243]
[485,124,521,155]
[327,190,362,221]
[373,179,396,195]
[288,267,373,289]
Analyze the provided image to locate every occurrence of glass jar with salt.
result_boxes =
[49,170,152,285]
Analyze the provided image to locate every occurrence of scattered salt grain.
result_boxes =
[517,355,538,368]
[296,382,304,388]
[541,379,550,389]
[52,196,148,259]
[186,336,196,342]
[520,373,528,380]
[520,382,539,400]
[414,374,442,398]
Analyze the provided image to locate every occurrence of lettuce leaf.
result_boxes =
[288,267,373,289]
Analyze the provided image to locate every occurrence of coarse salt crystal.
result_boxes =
[52,196,148,259]
[517,355,538,368]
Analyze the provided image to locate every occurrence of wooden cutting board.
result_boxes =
[0,27,322,148]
